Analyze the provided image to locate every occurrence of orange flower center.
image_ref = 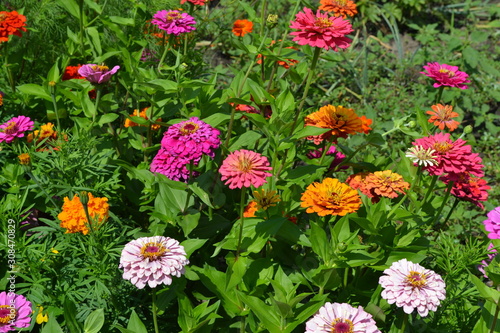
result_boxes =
[166,11,182,21]
[237,156,253,172]
[91,65,109,71]
[0,305,15,324]
[331,318,354,333]
[438,68,456,78]
[334,0,348,6]
[0,13,6,22]
[433,141,452,153]
[406,271,427,288]
[140,242,169,260]
[180,122,199,135]
[315,17,333,28]
[2,121,18,134]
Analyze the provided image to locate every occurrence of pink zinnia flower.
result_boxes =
[0,115,34,143]
[484,207,500,240]
[219,149,272,189]
[478,243,497,278]
[0,291,32,332]
[119,236,189,289]
[305,302,381,333]
[78,64,120,84]
[150,148,198,182]
[289,7,353,51]
[161,117,220,160]
[379,258,446,317]
[151,10,196,36]
[412,133,484,177]
[421,62,470,90]
[440,173,490,209]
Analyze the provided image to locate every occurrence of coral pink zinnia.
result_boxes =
[289,7,353,51]
[0,115,34,143]
[421,62,470,90]
[379,258,446,317]
[219,149,272,189]
[119,236,189,289]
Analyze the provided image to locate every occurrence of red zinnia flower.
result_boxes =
[232,19,253,37]
[0,11,27,43]
[62,65,85,80]
[440,173,490,209]
[181,0,209,5]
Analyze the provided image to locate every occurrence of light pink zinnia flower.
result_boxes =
[421,62,470,90]
[412,133,484,177]
[0,291,32,332]
[0,115,34,143]
[478,243,497,278]
[151,10,196,36]
[219,149,272,189]
[440,173,490,209]
[161,117,220,160]
[289,7,353,51]
[150,148,199,182]
[119,236,189,289]
[484,207,500,240]
[78,64,120,84]
[379,258,446,317]
[305,302,381,333]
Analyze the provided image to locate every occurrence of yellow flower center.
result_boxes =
[237,156,253,172]
[0,305,15,324]
[331,318,354,333]
[438,68,456,77]
[334,0,348,6]
[3,121,18,134]
[140,242,169,260]
[315,17,333,28]
[167,11,182,21]
[433,141,452,153]
[91,65,109,71]
[180,122,199,135]
[406,271,427,287]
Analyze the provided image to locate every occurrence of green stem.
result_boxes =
[50,85,62,130]
[435,86,444,104]
[318,140,335,166]
[442,196,459,227]
[152,288,159,333]
[490,301,500,333]
[236,188,247,260]
[93,88,102,124]
[79,0,85,56]
[387,166,422,219]
[157,40,170,75]
[431,181,454,225]
[400,312,408,333]
[343,267,349,288]
[26,171,58,210]
[420,175,438,209]
[240,315,246,333]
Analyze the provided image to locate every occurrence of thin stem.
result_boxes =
[93,88,102,124]
[435,86,444,104]
[152,288,159,333]
[490,301,500,333]
[387,165,422,219]
[26,171,58,210]
[420,175,438,209]
[50,85,62,130]
[400,312,408,333]
[236,188,247,260]
[431,181,454,225]
[79,0,85,56]
[318,140,335,166]
[157,39,170,74]
[442,196,459,227]
[240,315,246,333]
[343,267,349,288]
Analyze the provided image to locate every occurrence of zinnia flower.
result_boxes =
[0,291,32,331]
[125,107,162,130]
[0,11,27,43]
[319,0,358,18]
[78,64,120,84]
[0,115,34,143]
[243,200,258,218]
[305,302,381,333]
[306,145,347,171]
[150,148,198,182]
[232,19,253,37]
[364,170,410,201]
[426,104,460,131]
[289,7,353,51]
[253,189,280,210]
[405,145,438,167]
[421,62,470,90]
[484,207,500,240]
[58,192,109,235]
[219,149,273,189]
[181,0,209,5]
[478,243,497,278]
[379,258,446,317]
[119,236,189,289]
[301,177,361,216]
[440,173,490,209]
[360,115,373,134]
[17,153,30,165]
[62,65,85,80]
[151,10,196,36]
[412,133,484,177]
[305,105,363,143]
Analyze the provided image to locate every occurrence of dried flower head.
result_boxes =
[0,291,32,331]
[253,189,280,210]
[58,192,109,235]
[421,62,470,90]
[426,104,460,131]
[305,105,363,143]
[301,178,361,216]
[232,19,253,37]
[0,115,34,143]
[219,149,273,189]
[151,10,196,35]
[405,145,438,167]
[319,0,358,18]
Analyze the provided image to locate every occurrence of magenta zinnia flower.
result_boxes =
[440,173,490,209]
[161,117,220,160]
[289,7,353,51]
[484,207,500,240]
[412,133,484,177]
[219,149,272,189]
[379,259,446,317]
[305,302,381,333]
[421,62,470,90]
[119,236,189,289]
[0,291,32,332]
[0,116,34,143]
[151,10,196,36]
[150,148,199,182]
[307,145,347,171]
[478,243,497,278]
[78,64,120,84]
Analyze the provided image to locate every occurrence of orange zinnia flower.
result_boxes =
[243,200,258,217]
[232,19,253,37]
[0,11,27,43]
[426,104,460,131]
[58,192,109,235]
[301,178,361,216]
[348,170,409,203]
[304,105,363,144]
[359,115,373,134]
[319,0,358,18]
[124,107,162,130]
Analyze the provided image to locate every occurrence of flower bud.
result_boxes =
[463,125,473,134]
[48,81,56,87]
[266,14,278,28]
[79,191,89,206]
[407,121,416,128]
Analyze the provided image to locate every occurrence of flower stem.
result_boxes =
[26,171,58,210]
[236,188,247,260]
[157,40,170,75]
[420,175,438,209]
[50,85,62,130]
[490,301,500,333]
[93,88,102,124]
[431,181,454,225]
[400,312,408,333]
[152,287,159,333]
[435,86,444,104]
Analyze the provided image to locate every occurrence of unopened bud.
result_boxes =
[407,121,416,128]
[266,14,278,28]
[463,125,473,134]
[337,242,348,252]
[80,191,89,206]
[48,81,56,87]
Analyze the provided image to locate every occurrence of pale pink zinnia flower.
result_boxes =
[151,10,196,36]
[289,7,353,51]
[0,115,34,143]
[78,64,120,84]
[119,236,189,289]
[305,302,381,333]
[421,62,470,90]
[412,133,484,177]
[219,149,272,189]
[483,207,500,240]
[0,291,32,332]
[379,258,446,317]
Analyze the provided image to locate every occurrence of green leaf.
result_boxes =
[469,273,500,305]
[48,61,60,82]
[86,27,102,56]
[291,126,330,140]
[57,0,80,18]
[189,183,213,208]
[126,310,148,333]
[17,84,52,101]
[310,222,332,262]
[109,16,135,26]
[98,113,119,126]
[181,238,207,257]
[83,308,104,333]
[463,46,480,68]
[63,297,82,333]
[41,316,65,333]
[229,130,262,150]
[236,292,282,332]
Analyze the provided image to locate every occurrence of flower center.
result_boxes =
[406,271,427,287]
[237,156,253,172]
[166,11,182,21]
[331,318,354,333]
[3,121,18,134]
[180,122,199,135]
[438,68,456,78]
[140,241,169,260]
[334,0,348,6]
[0,305,15,324]
[315,17,333,28]
[433,141,452,153]
[91,65,109,72]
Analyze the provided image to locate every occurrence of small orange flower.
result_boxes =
[18,153,30,165]
[243,200,258,217]
[124,107,162,130]
[58,192,109,235]
[319,0,358,18]
[0,11,27,43]
[359,115,373,134]
[301,178,361,216]
[426,104,460,131]
[348,170,409,203]
[232,19,253,37]
[305,105,363,144]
